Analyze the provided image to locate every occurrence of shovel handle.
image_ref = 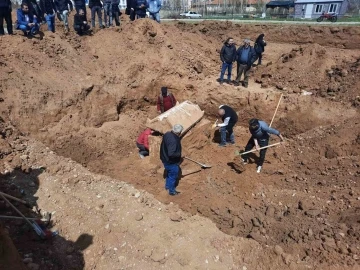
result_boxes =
[184,157,205,166]
[0,193,34,228]
[237,142,281,156]
[0,191,29,206]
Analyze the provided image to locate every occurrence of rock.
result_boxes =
[194,61,203,73]
[151,251,165,263]
[28,263,40,270]
[148,31,157,37]
[281,253,293,265]
[134,192,141,198]
[305,209,321,217]
[265,205,276,217]
[251,218,261,227]
[274,245,284,255]
[248,231,265,244]
[135,213,143,221]
[289,230,300,241]
[261,83,269,88]
[144,248,152,257]
[322,237,337,250]
[23,258,33,264]
[340,69,348,77]
[170,213,181,222]
[298,201,304,211]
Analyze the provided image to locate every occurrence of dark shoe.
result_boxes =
[169,191,180,196]
[218,143,227,147]
[244,84,248,88]
[229,141,235,145]
[100,25,105,29]
[234,81,240,86]
[226,80,232,85]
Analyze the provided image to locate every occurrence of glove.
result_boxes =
[211,123,217,129]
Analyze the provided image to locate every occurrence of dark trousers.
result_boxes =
[257,53,262,65]
[136,142,149,156]
[220,123,235,144]
[74,24,90,35]
[91,6,103,27]
[243,137,269,166]
[75,5,87,20]
[129,9,135,21]
[0,8,13,35]
[235,63,251,85]
[112,6,120,26]
[219,62,232,82]
[103,3,112,26]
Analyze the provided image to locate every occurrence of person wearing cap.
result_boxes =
[136,128,154,158]
[235,38,257,88]
[157,87,177,114]
[160,124,183,196]
[218,37,237,85]
[212,105,238,147]
[242,119,284,173]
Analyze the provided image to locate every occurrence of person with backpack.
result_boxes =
[254,33,266,65]
[0,0,13,35]
[241,118,284,173]
[40,0,57,32]
[157,87,177,114]
[218,37,237,85]
[88,0,104,29]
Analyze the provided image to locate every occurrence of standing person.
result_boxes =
[54,0,73,32]
[74,0,86,20]
[218,37,237,85]
[212,105,238,147]
[127,0,136,21]
[16,3,39,36]
[242,118,284,173]
[40,0,57,32]
[254,33,266,65]
[73,8,90,35]
[135,0,147,19]
[103,0,112,27]
[0,0,13,35]
[234,38,257,88]
[111,0,120,26]
[89,0,104,29]
[157,87,177,114]
[147,0,161,23]
[160,124,183,196]
[136,128,154,158]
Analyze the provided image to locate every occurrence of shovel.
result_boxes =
[234,142,281,156]
[184,157,212,169]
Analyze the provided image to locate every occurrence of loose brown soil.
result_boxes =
[0,19,359,269]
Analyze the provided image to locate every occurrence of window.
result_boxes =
[328,3,338,13]
[315,4,323,13]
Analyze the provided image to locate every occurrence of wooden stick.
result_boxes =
[0,194,34,228]
[236,142,281,156]
[269,93,283,127]
[0,215,39,221]
[0,191,29,206]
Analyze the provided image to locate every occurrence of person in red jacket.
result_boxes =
[157,87,176,114]
[136,128,154,158]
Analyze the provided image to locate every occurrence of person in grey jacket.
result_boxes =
[218,37,236,85]
[147,0,161,23]
[242,118,284,173]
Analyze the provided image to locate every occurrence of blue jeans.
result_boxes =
[103,3,112,26]
[45,14,55,32]
[149,12,160,23]
[163,163,179,194]
[18,24,39,35]
[220,62,233,81]
[220,125,235,144]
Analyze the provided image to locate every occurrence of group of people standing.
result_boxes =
[219,34,266,87]
[0,0,162,37]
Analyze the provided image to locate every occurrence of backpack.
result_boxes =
[160,93,175,113]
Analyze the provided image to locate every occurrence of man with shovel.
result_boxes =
[160,124,183,196]
[213,105,238,147]
[242,118,284,173]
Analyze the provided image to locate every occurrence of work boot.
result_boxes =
[218,143,227,147]
[169,191,180,196]
[256,166,262,173]
[139,154,145,159]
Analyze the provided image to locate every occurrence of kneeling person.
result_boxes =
[74,9,90,35]
[136,128,153,158]
[160,124,183,196]
[242,118,284,173]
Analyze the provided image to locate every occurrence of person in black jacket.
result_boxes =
[0,0,13,35]
[218,37,236,85]
[254,33,266,65]
[212,105,238,147]
[40,0,56,32]
[54,0,73,32]
[74,0,86,20]
[235,38,257,88]
[73,8,90,35]
[22,0,44,23]
[160,124,183,196]
[88,0,104,28]
[111,0,120,26]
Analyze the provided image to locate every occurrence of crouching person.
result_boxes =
[16,3,39,36]
[74,9,90,35]
[136,128,154,158]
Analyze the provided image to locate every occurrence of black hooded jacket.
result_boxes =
[254,34,266,54]
[220,42,237,64]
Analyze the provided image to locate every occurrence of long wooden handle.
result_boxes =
[269,93,283,127]
[237,142,281,156]
[184,157,203,166]
[0,191,29,206]
[0,194,34,228]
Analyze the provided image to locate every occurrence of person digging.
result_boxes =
[212,105,238,147]
[136,128,154,159]
[242,118,284,173]
[160,124,183,196]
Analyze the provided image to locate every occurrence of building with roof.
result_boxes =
[294,0,349,18]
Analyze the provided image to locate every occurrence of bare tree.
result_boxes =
[348,0,360,14]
